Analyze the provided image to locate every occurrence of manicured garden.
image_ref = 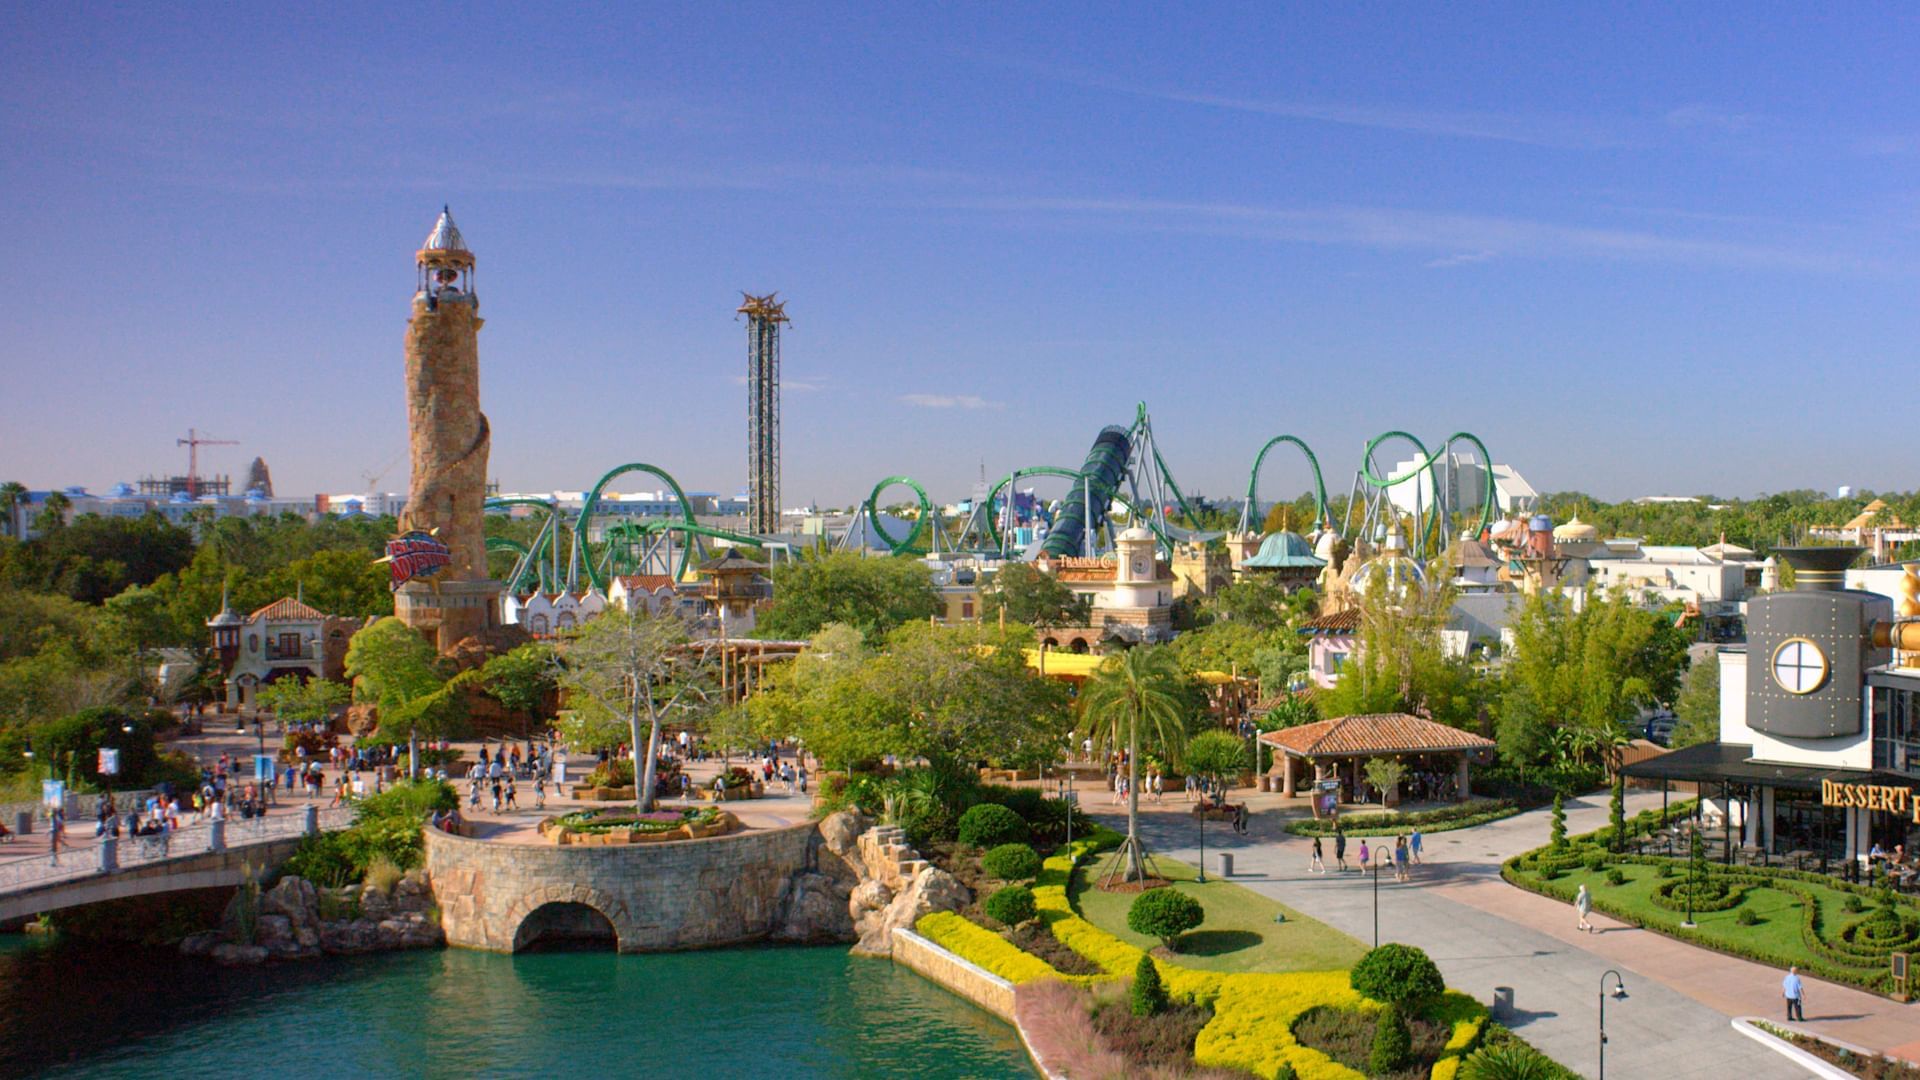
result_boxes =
[1504,798,1920,997]
[917,828,1568,1078]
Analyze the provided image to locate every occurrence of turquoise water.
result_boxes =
[0,938,1035,1079]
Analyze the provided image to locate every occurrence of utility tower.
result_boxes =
[738,292,788,536]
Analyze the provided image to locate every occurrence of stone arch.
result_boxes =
[502,882,632,952]
[1068,637,1090,654]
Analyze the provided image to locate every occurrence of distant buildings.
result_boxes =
[1810,499,1920,564]
[1386,455,1537,518]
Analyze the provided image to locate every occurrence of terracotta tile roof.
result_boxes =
[614,575,676,593]
[1299,609,1362,633]
[250,597,328,622]
[1257,713,1495,757]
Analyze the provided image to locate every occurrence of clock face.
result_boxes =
[1132,557,1147,577]
[1771,637,1829,695]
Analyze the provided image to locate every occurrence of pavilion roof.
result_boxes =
[1258,713,1494,758]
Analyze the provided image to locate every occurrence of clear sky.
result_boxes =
[4,5,1918,507]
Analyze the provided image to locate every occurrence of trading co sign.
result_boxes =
[1822,780,1920,821]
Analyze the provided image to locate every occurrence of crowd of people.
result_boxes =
[1307,825,1425,882]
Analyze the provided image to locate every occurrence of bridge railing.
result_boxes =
[0,806,355,896]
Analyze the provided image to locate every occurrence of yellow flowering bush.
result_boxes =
[956,832,1488,1080]
[914,911,1071,985]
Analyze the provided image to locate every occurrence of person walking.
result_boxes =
[1334,829,1348,872]
[1783,966,1806,1022]
[1233,801,1249,836]
[1394,835,1410,882]
[1409,827,1424,865]
[47,807,65,866]
[1310,835,1325,873]
[1574,883,1594,932]
[504,776,518,811]
[1357,838,1371,871]
[533,773,546,810]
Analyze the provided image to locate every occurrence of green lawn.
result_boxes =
[1072,849,1367,973]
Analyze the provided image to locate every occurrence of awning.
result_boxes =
[1621,741,1920,793]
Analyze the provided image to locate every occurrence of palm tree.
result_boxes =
[1083,644,1190,882]
[35,490,71,533]
[0,481,26,538]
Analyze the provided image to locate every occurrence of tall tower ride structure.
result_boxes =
[396,207,502,651]
[738,293,788,536]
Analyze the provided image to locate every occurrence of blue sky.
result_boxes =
[4,4,1918,507]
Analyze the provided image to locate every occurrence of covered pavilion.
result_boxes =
[1259,712,1495,812]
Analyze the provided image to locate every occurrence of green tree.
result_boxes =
[257,677,350,725]
[1363,756,1408,804]
[1499,588,1690,770]
[1183,729,1248,788]
[1350,943,1445,1008]
[553,606,716,812]
[1203,576,1317,633]
[755,550,938,640]
[1609,773,1627,851]
[744,623,886,772]
[1320,565,1476,728]
[1168,620,1285,678]
[0,481,26,538]
[1130,953,1167,1017]
[344,617,445,711]
[1127,887,1204,950]
[1550,792,1568,849]
[1672,656,1720,749]
[479,641,555,716]
[1083,645,1190,881]
[980,561,1089,632]
[861,621,1071,773]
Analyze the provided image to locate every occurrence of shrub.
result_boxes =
[978,784,1048,822]
[1130,953,1167,1017]
[1605,868,1627,886]
[1351,943,1445,1008]
[1656,863,1675,879]
[1736,908,1761,926]
[984,884,1037,927]
[585,759,636,788]
[958,803,1029,848]
[1461,1042,1560,1080]
[1549,793,1567,849]
[982,843,1042,882]
[281,831,357,888]
[1127,888,1205,950]
[1370,1004,1413,1074]
[364,854,403,893]
[1845,893,1866,913]
[1585,855,1608,872]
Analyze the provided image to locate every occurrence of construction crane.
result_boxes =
[177,428,238,497]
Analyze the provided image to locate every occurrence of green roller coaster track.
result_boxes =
[863,475,936,555]
[598,518,773,581]
[1356,429,1497,547]
[1242,434,1330,533]
[486,497,571,595]
[571,463,698,592]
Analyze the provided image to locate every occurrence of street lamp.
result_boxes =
[1598,969,1628,1079]
[1373,855,1381,948]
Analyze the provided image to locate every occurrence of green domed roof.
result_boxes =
[1243,530,1326,569]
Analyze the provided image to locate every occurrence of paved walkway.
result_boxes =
[457,757,817,844]
[1093,791,1825,1079]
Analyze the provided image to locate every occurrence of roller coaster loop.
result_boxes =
[1356,429,1497,542]
[572,463,698,592]
[864,475,937,555]
[1240,434,1330,535]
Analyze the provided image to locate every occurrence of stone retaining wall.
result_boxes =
[422,821,823,953]
[890,927,1017,1022]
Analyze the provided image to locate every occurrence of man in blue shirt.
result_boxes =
[1783,966,1806,1022]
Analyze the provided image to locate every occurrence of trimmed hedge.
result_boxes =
[1286,800,1520,839]
[981,843,1042,882]
[985,884,1038,927]
[957,803,1030,848]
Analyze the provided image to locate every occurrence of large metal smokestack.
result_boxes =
[1774,546,1863,592]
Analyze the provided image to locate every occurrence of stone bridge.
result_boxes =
[422,820,837,952]
[0,807,353,924]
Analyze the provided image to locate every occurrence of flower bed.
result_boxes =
[1285,799,1520,838]
[921,828,1488,1079]
[1747,1019,1920,1078]
[538,806,735,845]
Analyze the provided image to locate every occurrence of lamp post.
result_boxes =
[1197,793,1208,884]
[1373,856,1381,947]
[1598,969,1628,1079]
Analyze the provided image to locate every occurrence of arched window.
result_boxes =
[530,613,549,636]
[556,612,576,631]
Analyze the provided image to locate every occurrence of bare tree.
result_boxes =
[553,606,717,813]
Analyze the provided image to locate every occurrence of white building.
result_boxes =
[1386,455,1537,518]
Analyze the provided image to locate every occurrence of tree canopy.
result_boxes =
[980,561,1088,632]
[755,550,939,640]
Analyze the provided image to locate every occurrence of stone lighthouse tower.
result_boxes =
[394,207,502,651]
